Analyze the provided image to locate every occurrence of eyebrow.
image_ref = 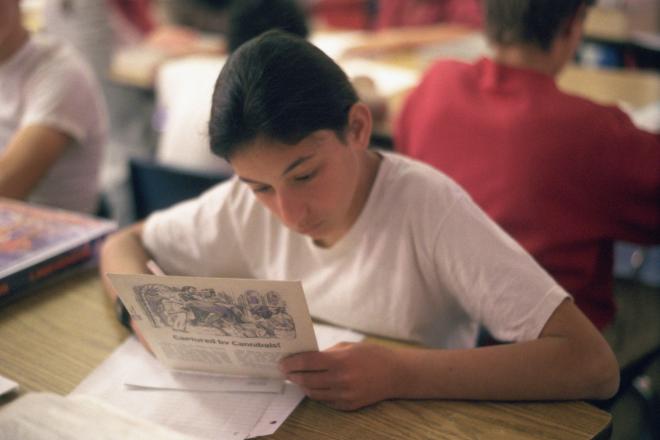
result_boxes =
[239,154,316,185]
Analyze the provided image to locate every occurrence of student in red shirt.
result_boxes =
[395,0,660,332]
[376,0,482,30]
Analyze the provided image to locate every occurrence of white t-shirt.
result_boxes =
[143,152,568,348]
[155,56,232,174]
[0,35,107,213]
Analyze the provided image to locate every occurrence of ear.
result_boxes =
[346,102,373,150]
[562,4,587,40]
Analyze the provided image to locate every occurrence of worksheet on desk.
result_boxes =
[71,324,364,440]
[72,337,275,440]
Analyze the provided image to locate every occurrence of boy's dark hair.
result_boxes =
[227,0,309,52]
[209,30,358,160]
[484,0,596,51]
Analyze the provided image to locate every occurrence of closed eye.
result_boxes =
[252,185,272,194]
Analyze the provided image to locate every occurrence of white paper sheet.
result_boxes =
[124,371,283,393]
[71,338,276,440]
[0,374,19,396]
[71,324,364,439]
[621,100,660,133]
[0,393,197,440]
[121,339,283,393]
[314,324,365,351]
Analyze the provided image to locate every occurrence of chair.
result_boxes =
[129,157,231,220]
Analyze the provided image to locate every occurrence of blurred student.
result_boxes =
[42,0,160,223]
[43,0,232,223]
[376,0,482,29]
[0,0,107,213]
[156,0,309,173]
[395,0,660,335]
[42,0,158,154]
[308,0,376,30]
[101,31,618,411]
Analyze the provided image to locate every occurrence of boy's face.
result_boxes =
[231,129,366,248]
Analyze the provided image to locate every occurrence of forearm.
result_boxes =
[100,222,157,348]
[99,222,151,301]
[0,126,71,199]
[392,301,619,401]
[393,337,612,401]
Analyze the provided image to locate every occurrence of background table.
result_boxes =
[0,268,612,439]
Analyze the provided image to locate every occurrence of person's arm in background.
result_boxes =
[0,125,71,199]
[100,222,153,348]
[599,110,660,243]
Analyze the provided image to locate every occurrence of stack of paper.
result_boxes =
[71,324,363,439]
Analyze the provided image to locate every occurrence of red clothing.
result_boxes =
[395,58,660,330]
[376,0,482,29]
[312,0,373,30]
[109,0,155,35]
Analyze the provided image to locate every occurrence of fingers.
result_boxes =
[280,350,361,409]
[279,343,386,411]
[279,350,332,374]
[286,370,334,390]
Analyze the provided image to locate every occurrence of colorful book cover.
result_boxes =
[0,198,117,302]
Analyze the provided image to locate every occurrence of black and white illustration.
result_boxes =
[109,273,318,377]
[132,283,297,339]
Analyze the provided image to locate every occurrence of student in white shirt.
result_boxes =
[0,0,106,213]
[100,30,618,411]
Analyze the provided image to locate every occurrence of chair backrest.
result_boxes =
[129,157,231,220]
[614,242,660,288]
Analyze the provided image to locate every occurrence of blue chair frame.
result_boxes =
[129,157,230,220]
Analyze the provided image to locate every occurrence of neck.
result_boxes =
[0,25,29,65]
[492,45,563,77]
[346,149,381,231]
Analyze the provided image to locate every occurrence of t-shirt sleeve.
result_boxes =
[432,195,570,342]
[142,179,254,278]
[21,52,105,146]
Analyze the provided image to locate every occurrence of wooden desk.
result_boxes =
[584,6,631,44]
[584,4,660,48]
[558,65,660,108]
[376,62,659,139]
[0,269,612,439]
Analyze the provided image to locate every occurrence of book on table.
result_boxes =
[0,198,117,305]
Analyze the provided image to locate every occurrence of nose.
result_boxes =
[276,190,308,228]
